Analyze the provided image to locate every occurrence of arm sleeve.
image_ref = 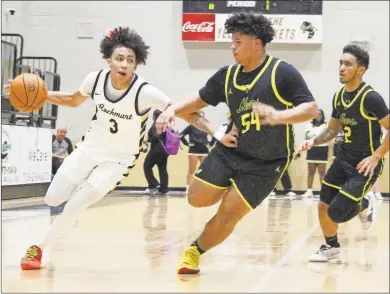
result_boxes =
[180,125,191,146]
[275,61,315,106]
[198,66,229,106]
[363,91,390,120]
[65,137,74,154]
[180,125,191,137]
[180,137,189,146]
[138,84,171,114]
[331,93,340,119]
[79,71,100,96]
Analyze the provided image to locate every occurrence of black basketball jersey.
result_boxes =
[224,56,295,161]
[333,83,382,158]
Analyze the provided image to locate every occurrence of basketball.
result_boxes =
[9,73,48,113]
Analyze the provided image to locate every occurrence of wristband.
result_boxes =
[213,129,225,142]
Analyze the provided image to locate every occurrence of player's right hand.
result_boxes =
[295,139,314,158]
[156,107,175,134]
[221,124,238,148]
[3,79,12,89]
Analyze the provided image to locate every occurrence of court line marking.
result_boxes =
[248,223,319,293]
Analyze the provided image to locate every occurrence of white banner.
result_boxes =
[215,14,322,44]
[1,125,52,185]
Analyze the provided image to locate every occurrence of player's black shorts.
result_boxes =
[321,148,384,204]
[188,143,209,156]
[193,145,291,210]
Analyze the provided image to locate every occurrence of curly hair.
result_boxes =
[100,27,150,65]
[342,44,370,69]
[225,11,275,46]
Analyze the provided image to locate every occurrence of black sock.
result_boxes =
[325,235,340,248]
[191,239,206,255]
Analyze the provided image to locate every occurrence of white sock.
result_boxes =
[39,182,105,249]
[307,189,313,193]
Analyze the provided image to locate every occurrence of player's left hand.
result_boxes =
[252,102,280,125]
[357,154,381,178]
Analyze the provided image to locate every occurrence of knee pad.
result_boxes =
[45,174,78,207]
[327,194,360,223]
[319,184,338,205]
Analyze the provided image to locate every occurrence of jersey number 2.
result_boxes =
[109,119,118,134]
[241,112,260,134]
[344,126,352,143]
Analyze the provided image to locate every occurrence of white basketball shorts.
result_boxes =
[57,145,136,195]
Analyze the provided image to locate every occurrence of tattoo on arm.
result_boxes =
[313,128,338,145]
[186,113,215,137]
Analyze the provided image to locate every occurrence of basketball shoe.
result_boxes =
[21,245,42,270]
[308,244,340,262]
[177,246,201,274]
[359,192,378,231]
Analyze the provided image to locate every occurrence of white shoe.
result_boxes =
[144,188,158,194]
[309,244,340,262]
[269,191,276,196]
[286,191,297,197]
[359,192,378,231]
[375,192,383,200]
[302,190,314,198]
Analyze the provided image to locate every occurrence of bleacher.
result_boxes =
[1,33,61,199]
[1,34,60,128]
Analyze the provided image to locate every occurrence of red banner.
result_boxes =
[182,14,216,41]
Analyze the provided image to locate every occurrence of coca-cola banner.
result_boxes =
[215,13,322,44]
[182,13,216,41]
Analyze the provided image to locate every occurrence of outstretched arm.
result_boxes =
[156,95,210,134]
[296,117,342,156]
[253,101,319,125]
[47,91,89,107]
[313,118,342,146]
[157,96,237,147]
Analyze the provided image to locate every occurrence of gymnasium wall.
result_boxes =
[2,1,389,192]
[2,1,389,141]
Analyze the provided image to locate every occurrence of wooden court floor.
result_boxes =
[1,194,389,293]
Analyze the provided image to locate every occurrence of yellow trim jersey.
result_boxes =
[199,55,315,161]
[332,82,389,158]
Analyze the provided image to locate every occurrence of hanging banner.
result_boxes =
[2,125,52,185]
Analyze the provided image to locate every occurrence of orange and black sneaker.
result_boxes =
[21,245,42,270]
[177,246,200,274]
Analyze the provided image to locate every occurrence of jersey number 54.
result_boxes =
[241,112,260,134]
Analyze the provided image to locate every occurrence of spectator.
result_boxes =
[143,110,169,195]
[50,126,73,220]
[333,130,344,159]
[269,170,296,197]
[302,109,329,198]
[180,112,216,195]
[52,126,73,176]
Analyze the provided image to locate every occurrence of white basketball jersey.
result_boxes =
[79,69,150,159]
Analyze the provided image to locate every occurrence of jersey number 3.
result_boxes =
[109,119,118,134]
[241,112,260,134]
